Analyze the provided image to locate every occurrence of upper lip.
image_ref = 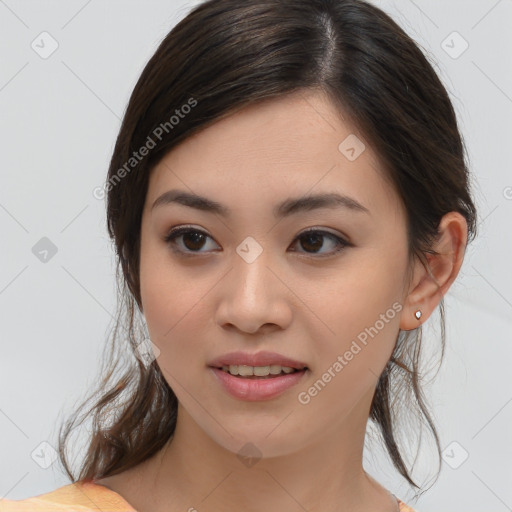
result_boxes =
[208,351,308,370]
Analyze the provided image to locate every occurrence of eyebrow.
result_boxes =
[151,189,370,217]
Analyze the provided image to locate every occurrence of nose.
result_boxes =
[214,247,293,335]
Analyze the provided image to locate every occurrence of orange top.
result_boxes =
[0,482,134,512]
[0,481,417,511]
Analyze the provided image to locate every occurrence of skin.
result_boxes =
[96,90,468,512]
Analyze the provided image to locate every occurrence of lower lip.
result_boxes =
[209,367,308,401]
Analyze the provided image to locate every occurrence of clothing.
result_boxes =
[0,481,133,511]
[0,481,417,511]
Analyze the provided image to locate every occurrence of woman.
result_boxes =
[0,0,477,511]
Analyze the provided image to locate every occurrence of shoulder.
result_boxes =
[0,481,136,512]
[398,499,418,512]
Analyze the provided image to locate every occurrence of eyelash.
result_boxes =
[163,225,351,258]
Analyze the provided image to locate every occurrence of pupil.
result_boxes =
[184,232,205,251]
[301,233,323,252]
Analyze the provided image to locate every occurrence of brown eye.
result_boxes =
[291,230,350,256]
[164,227,219,255]
[164,226,350,258]
[299,232,324,252]
[181,231,207,251]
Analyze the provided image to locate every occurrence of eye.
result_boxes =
[163,226,351,257]
[289,228,350,257]
[164,226,219,255]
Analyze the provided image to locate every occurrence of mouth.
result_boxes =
[207,351,309,400]
[208,351,309,374]
[209,365,309,401]
[212,364,308,379]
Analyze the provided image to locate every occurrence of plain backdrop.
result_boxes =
[0,1,511,511]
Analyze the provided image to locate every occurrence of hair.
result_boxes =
[57,0,477,496]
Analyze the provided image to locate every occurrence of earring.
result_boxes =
[414,310,422,320]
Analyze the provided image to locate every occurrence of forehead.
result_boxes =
[145,90,402,220]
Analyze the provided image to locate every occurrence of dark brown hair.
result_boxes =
[57,0,477,494]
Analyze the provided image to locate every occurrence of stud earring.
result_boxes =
[414,310,422,320]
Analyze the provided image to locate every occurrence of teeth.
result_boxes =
[237,365,253,376]
[221,364,300,376]
[254,366,270,376]
[269,365,282,375]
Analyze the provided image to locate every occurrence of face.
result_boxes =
[139,90,412,457]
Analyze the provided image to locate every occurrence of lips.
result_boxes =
[208,350,308,370]
[210,366,307,401]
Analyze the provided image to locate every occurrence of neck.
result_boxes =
[134,398,398,512]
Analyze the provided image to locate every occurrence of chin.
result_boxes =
[204,420,307,460]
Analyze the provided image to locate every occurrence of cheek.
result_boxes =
[312,246,408,377]
[296,262,405,422]
[139,242,215,372]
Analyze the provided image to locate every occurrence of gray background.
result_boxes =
[0,1,511,511]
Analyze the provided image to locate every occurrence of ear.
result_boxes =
[400,212,468,331]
